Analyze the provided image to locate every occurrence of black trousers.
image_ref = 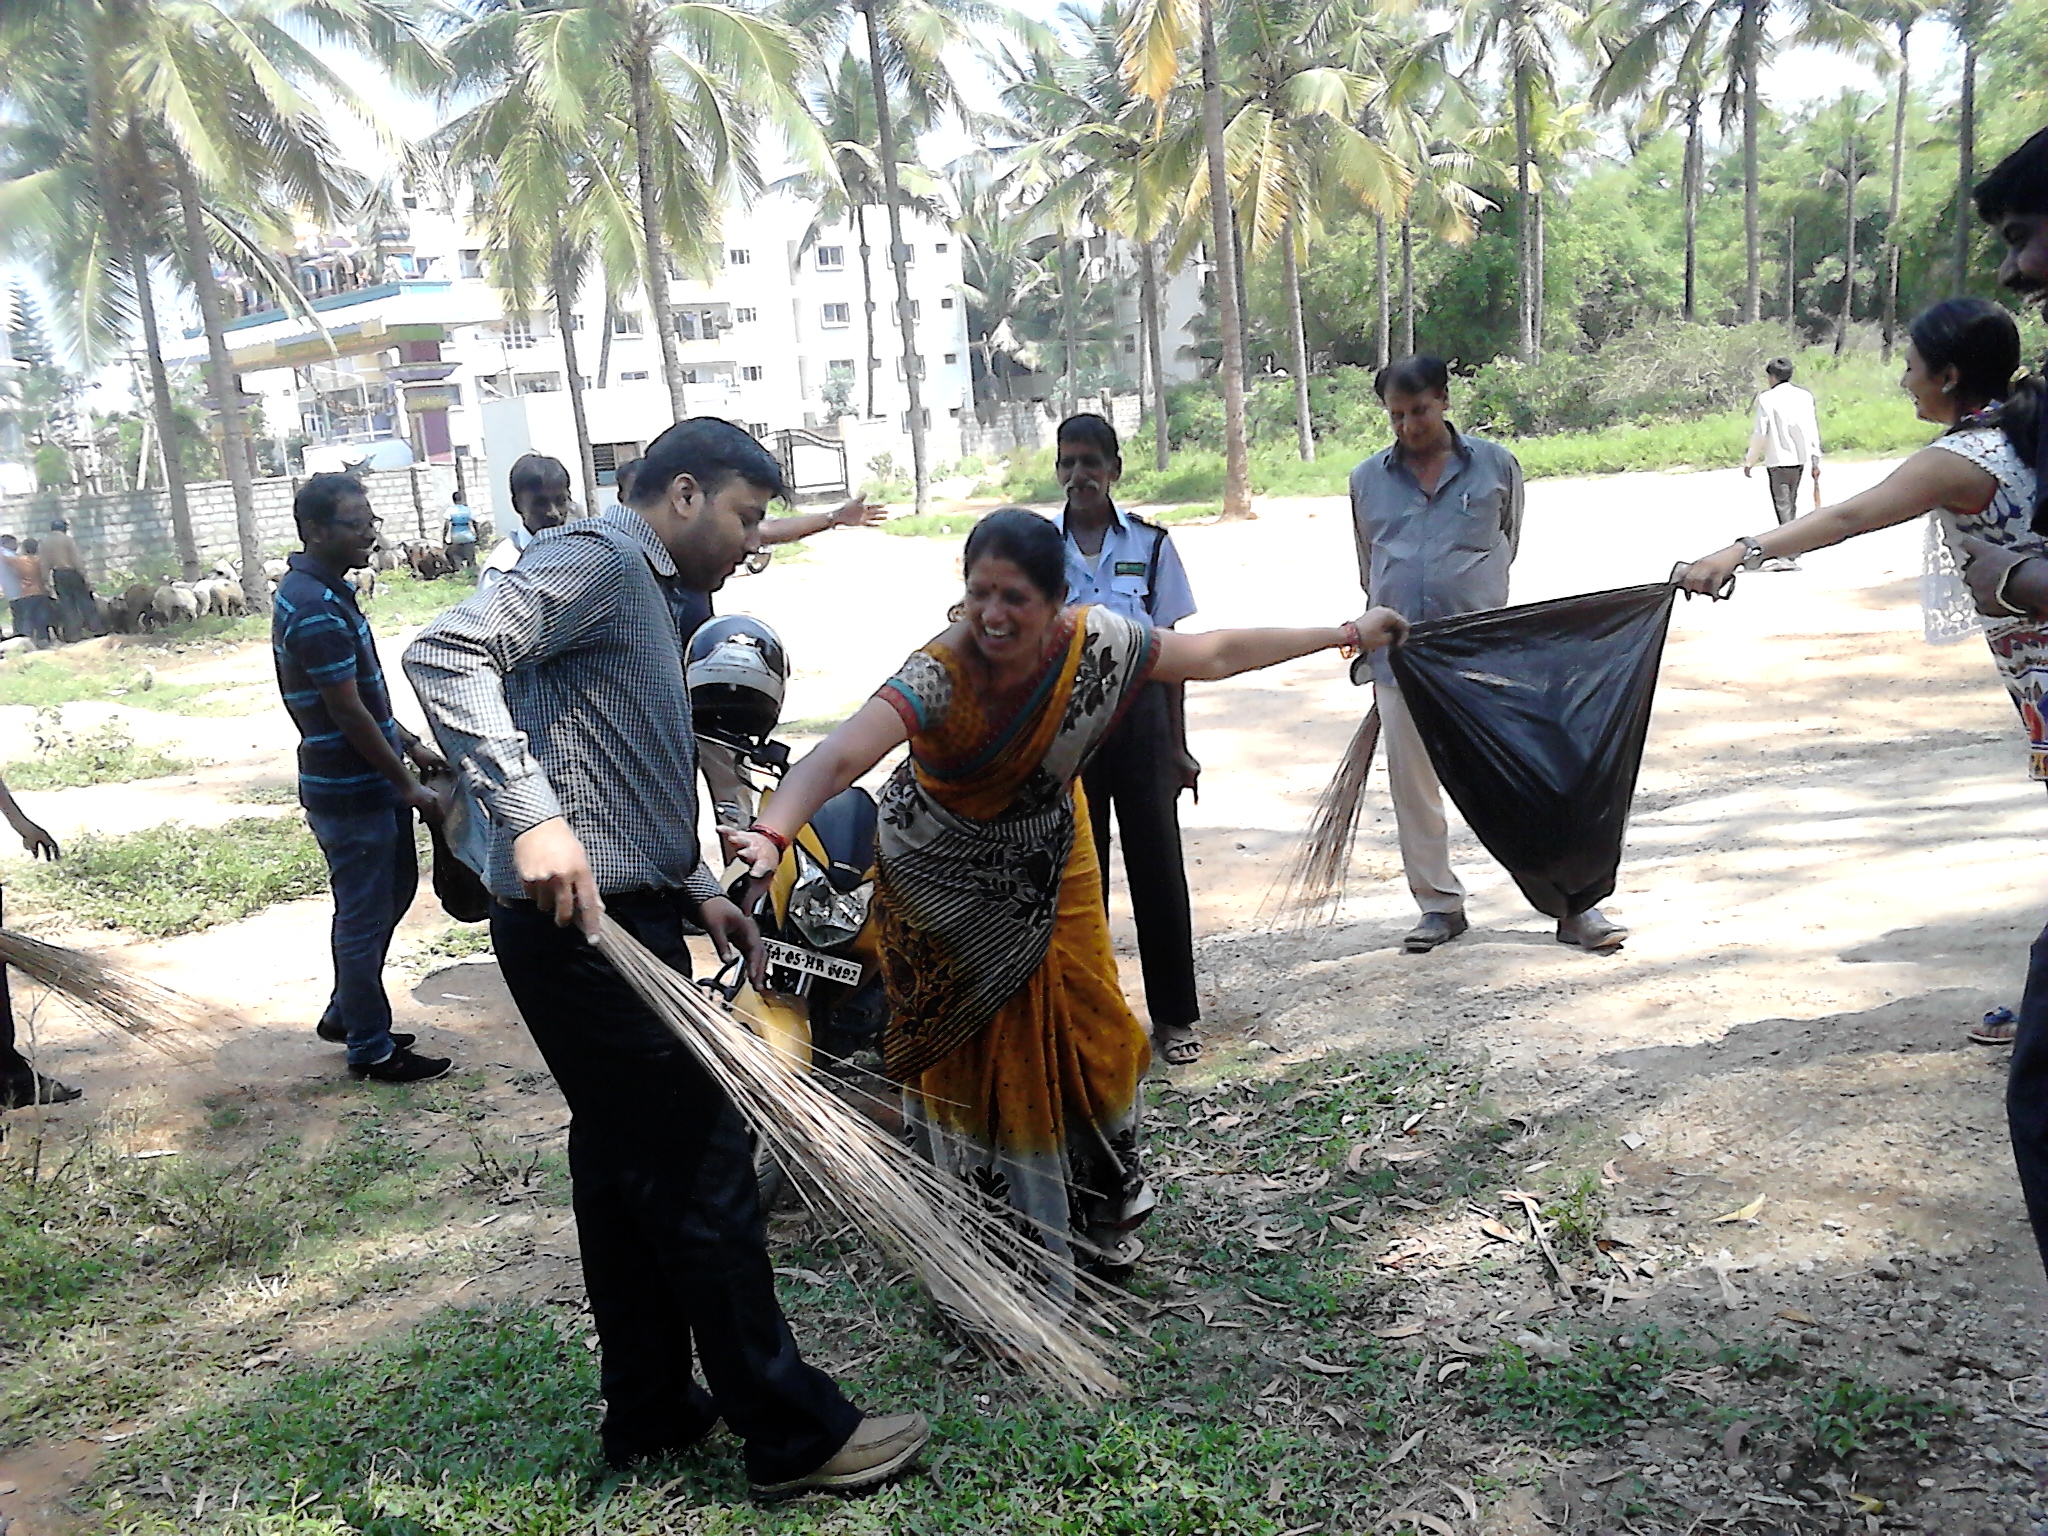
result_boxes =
[2010,916,2048,1282]
[491,892,858,1482]
[1765,465,1804,525]
[1080,682,1199,1033]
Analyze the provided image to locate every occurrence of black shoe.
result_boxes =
[1402,911,1469,953]
[1557,908,1628,952]
[602,1394,723,1471]
[348,1048,452,1083]
[317,1020,415,1050]
[1,1069,83,1109]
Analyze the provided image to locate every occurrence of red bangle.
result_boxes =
[1339,620,1362,658]
[749,822,790,855]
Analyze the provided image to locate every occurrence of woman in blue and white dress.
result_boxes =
[1680,296,2043,1035]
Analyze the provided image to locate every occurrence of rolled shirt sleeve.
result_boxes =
[1149,534,1198,628]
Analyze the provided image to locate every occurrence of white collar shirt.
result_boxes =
[1054,503,1197,628]
[1749,382,1822,468]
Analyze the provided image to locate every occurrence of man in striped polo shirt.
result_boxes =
[273,473,452,1082]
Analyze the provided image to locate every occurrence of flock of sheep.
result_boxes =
[94,538,457,634]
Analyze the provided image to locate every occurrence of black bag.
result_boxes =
[1370,582,1676,919]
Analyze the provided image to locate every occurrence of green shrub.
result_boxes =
[14,817,327,936]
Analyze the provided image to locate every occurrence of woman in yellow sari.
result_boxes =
[727,510,1405,1280]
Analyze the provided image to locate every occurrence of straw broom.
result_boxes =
[592,916,1129,1400]
[0,929,218,1059]
[1266,704,1381,926]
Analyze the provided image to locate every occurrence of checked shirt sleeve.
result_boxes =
[403,536,622,838]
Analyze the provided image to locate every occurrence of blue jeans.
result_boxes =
[306,804,418,1067]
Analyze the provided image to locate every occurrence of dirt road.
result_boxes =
[5,456,2047,1532]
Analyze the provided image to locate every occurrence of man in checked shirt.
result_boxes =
[404,418,926,1498]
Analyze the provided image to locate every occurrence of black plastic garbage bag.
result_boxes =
[1366,582,1676,920]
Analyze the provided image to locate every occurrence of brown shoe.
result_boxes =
[750,1411,930,1499]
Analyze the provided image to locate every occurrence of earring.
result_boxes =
[947,601,965,623]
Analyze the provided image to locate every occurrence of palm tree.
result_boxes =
[1457,0,1589,359]
[1866,0,1924,353]
[1817,90,1875,352]
[1939,0,2002,293]
[1122,0,1253,517]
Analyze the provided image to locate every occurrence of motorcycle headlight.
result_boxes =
[789,850,874,950]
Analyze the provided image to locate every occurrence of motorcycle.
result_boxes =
[688,617,896,1200]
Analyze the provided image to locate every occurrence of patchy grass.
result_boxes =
[360,567,481,626]
[406,922,493,974]
[2,1041,1974,1535]
[881,509,987,538]
[231,781,300,805]
[1,709,195,790]
[0,652,265,716]
[10,816,325,936]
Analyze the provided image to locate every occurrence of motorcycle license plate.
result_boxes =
[762,939,862,988]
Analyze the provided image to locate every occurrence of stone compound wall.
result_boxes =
[0,463,477,582]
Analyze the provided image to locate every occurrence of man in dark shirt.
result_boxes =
[405,418,926,1498]
[273,473,451,1083]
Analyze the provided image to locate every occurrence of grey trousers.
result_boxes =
[1376,681,1466,915]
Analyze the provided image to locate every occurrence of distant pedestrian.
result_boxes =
[5,539,54,647]
[0,534,23,639]
[37,519,101,640]
[478,453,574,595]
[0,771,79,1109]
[443,492,479,572]
[274,473,454,1084]
[1350,355,1628,955]
[1743,359,1823,554]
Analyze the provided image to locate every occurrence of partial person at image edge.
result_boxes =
[273,472,453,1084]
[1348,354,1629,956]
[0,772,78,1109]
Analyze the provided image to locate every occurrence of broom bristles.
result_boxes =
[0,928,218,1059]
[593,918,1129,1400]
[1265,705,1381,927]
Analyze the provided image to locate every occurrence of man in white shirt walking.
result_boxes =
[1743,357,1823,536]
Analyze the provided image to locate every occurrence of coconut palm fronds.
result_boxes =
[0,929,217,1059]
[591,917,1129,1401]
[1267,705,1382,927]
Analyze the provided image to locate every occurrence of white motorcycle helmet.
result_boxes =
[687,615,789,747]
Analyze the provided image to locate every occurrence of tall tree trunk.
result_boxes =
[1683,96,1701,322]
[1139,239,1169,471]
[554,254,601,516]
[1533,183,1547,359]
[173,152,262,607]
[1231,205,1253,384]
[1514,62,1535,360]
[1953,25,1977,295]
[627,41,688,419]
[857,202,879,418]
[1198,0,1251,519]
[860,0,930,513]
[1786,213,1797,322]
[1742,20,1762,323]
[1400,217,1416,356]
[1374,212,1391,366]
[1837,130,1856,357]
[1282,218,1313,462]
[1063,244,1080,416]
[598,290,616,389]
[123,222,201,580]
[1884,20,1910,358]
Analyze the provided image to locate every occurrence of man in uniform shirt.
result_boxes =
[404,417,927,1497]
[1055,413,1206,1065]
[1742,359,1824,548]
[1350,355,1627,955]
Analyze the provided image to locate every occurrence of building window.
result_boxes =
[674,311,700,339]
[665,257,684,280]
[620,370,650,381]
[940,296,955,309]
[749,421,769,438]
[901,408,930,430]
[459,248,483,279]
[516,372,562,394]
[727,248,751,265]
[1124,336,1137,353]
[821,303,851,326]
[895,354,926,380]
[943,351,958,364]
[734,306,758,323]
[741,365,764,382]
[905,299,921,320]
[935,241,949,254]
[611,311,644,337]
[948,405,961,417]
[816,245,845,270]
[505,319,538,350]
[827,358,855,377]
[892,243,916,266]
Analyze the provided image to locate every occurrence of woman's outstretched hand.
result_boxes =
[1677,546,1744,596]
[1353,607,1409,651]
[721,826,785,880]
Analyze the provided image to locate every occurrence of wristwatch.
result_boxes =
[1736,536,1769,572]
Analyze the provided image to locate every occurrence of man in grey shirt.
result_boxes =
[404,417,928,1497]
[1349,355,1626,955]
